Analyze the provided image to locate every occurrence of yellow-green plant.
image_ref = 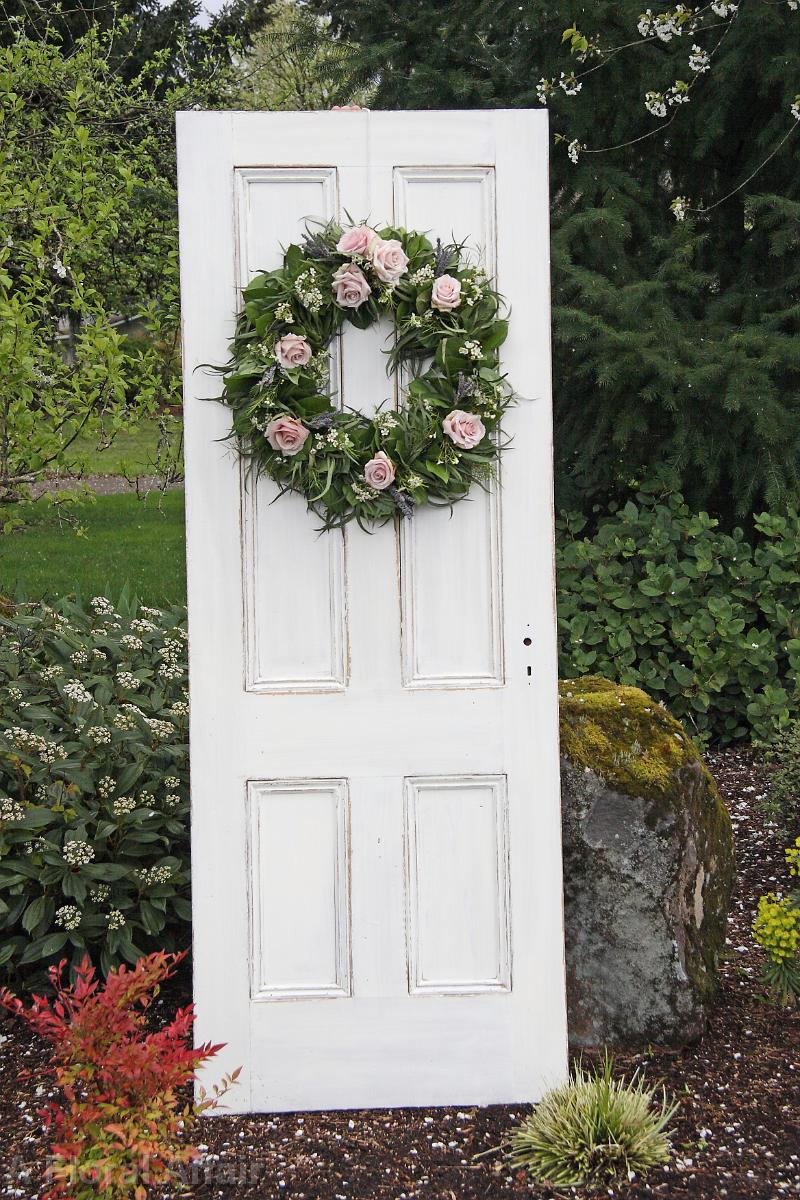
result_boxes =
[753,837,800,1005]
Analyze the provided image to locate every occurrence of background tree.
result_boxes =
[308,0,800,524]
[229,0,369,111]
[0,25,225,507]
[0,0,267,87]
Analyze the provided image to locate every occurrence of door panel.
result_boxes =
[178,109,567,1112]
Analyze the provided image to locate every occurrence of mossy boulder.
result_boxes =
[559,676,735,1048]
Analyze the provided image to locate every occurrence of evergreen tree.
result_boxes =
[309,0,800,523]
[229,0,369,111]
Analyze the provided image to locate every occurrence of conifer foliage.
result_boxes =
[310,0,800,523]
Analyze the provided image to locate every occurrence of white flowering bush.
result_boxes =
[0,595,190,979]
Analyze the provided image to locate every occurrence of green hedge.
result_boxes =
[0,597,189,979]
[2,491,798,979]
[556,481,800,743]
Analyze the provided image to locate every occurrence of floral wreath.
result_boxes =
[220,220,516,530]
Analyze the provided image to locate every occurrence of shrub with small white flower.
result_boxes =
[0,595,190,980]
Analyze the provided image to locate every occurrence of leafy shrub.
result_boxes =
[752,838,800,1006]
[509,1055,676,1187]
[0,951,237,1199]
[0,596,189,979]
[556,479,800,743]
[754,720,800,829]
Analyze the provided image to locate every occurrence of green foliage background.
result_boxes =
[308,0,800,525]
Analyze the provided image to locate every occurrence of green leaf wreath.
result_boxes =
[220,220,517,530]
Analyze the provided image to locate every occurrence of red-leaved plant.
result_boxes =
[0,951,239,1199]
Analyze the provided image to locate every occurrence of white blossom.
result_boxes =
[645,91,668,118]
[559,71,582,96]
[567,139,582,165]
[130,619,156,634]
[0,797,25,822]
[112,796,137,816]
[106,909,126,929]
[710,1,737,15]
[689,44,710,72]
[91,596,116,616]
[792,96,800,121]
[136,865,174,886]
[116,670,141,691]
[120,635,143,651]
[90,884,111,902]
[63,840,94,867]
[667,81,691,106]
[55,905,81,931]
[536,77,552,104]
[64,679,93,705]
[97,776,116,798]
[670,195,691,221]
[460,340,484,362]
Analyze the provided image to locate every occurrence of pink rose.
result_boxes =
[431,274,462,311]
[442,409,486,450]
[332,263,371,308]
[274,334,312,370]
[371,237,409,284]
[363,450,396,490]
[265,415,309,457]
[336,225,376,257]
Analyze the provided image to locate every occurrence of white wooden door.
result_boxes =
[177,109,567,1113]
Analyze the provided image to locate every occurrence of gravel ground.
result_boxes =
[30,473,182,498]
[1,746,798,1199]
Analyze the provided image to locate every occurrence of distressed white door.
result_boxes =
[177,109,567,1113]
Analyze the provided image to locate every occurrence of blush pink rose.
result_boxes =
[274,333,312,370]
[442,409,486,450]
[371,237,409,284]
[265,415,309,457]
[431,274,462,311]
[332,263,371,308]
[363,450,396,490]
[336,225,376,256]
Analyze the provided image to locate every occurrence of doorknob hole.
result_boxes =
[523,637,532,646]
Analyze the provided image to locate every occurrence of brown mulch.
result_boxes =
[1,747,798,1199]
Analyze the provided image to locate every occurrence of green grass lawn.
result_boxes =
[68,417,182,477]
[0,491,186,606]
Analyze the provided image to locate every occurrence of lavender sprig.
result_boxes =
[301,229,339,263]
[307,412,337,433]
[389,486,414,519]
[455,372,476,402]
[433,238,454,278]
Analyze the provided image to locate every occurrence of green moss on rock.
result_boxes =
[559,675,715,804]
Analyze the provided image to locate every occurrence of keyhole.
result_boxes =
[526,665,532,677]
[523,637,532,646]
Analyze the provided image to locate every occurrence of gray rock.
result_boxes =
[559,677,735,1048]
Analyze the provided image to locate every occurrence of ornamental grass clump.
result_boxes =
[0,951,238,1200]
[509,1056,676,1188]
